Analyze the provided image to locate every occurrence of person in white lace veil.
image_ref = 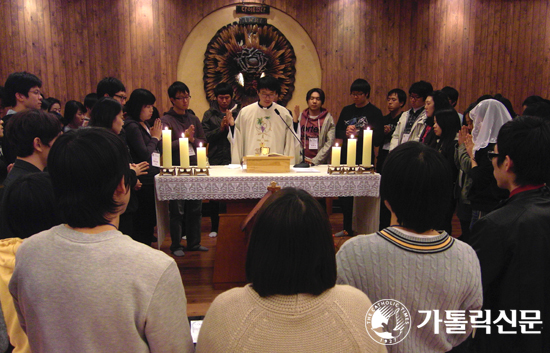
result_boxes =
[470,99,512,153]
[464,98,513,229]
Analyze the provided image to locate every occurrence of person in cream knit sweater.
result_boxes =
[196,188,385,353]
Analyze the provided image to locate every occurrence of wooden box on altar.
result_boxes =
[244,155,292,173]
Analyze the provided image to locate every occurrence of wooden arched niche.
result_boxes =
[177,5,322,119]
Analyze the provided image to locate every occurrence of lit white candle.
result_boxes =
[162,127,172,168]
[362,128,373,166]
[347,135,357,166]
[197,142,207,168]
[331,143,341,166]
[179,134,190,168]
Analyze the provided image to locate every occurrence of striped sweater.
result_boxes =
[336,227,482,353]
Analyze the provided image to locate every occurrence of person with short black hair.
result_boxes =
[202,83,241,238]
[9,128,194,353]
[337,141,482,353]
[62,100,86,132]
[202,82,240,166]
[197,187,383,353]
[378,88,406,172]
[378,88,406,230]
[227,76,300,164]
[2,72,42,116]
[470,116,550,352]
[96,77,127,104]
[0,173,61,352]
[334,78,384,237]
[2,109,61,190]
[83,92,98,125]
[390,80,433,150]
[523,100,550,120]
[124,88,162,245]
[292,87,335,166]
[0,86,7,118]
[2,72,44,166]
[161,81,208,256]
[441,86,463,123]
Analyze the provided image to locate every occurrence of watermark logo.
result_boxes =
[365,299,411,345]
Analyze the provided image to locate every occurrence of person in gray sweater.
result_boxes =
[9,128,194,353]
[336,141,482,353]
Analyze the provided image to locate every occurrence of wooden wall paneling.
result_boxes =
[86,0,100,96]
[130,0,140,91]
[520,2,534,103]
[472,0,483,98]
[542,1,550,99]
[40,0,53,102]
[462,0,475,110]
[510,1,524,104]
[484,0,496,94]
[414,1,425,84]
[48,0,65,102]
[493,0,505,96]
[433,0,443,87]
[78,0,91,97]
[398,0,412,94]
[23,0,35,75]
[16,0,28,71]
[120,0,131,91]
[369,0,381,103]
[532,1,546,98]
[453,0,465,108]
[33,0,45,90]
[66,1,81,103]
[0,2,13,77]
[150,0,161,102]
[504,0,516,106]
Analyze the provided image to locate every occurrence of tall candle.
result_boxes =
[162,127,172,168]
[347,135,357,166]
[331,143,341,166]
[197,142,207,168]
[362,128,373,166]
[179,134,189,168]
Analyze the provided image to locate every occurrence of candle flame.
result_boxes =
[164,127,168,130]
[351,135,355,139]
[182,133,185,138]
[335,143,339,147]
[199,142,203,148]
[366,127,371,131]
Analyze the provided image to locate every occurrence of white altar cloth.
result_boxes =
[154,165,381,247]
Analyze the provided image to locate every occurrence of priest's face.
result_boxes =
[258,89,276,107]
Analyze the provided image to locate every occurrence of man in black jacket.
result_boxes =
[470,116,550,353]
[201,83,240,238]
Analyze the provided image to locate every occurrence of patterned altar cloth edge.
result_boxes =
[155,165,380,201]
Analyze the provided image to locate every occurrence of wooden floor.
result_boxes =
[153,208,463,317]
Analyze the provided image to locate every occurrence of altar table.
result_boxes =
[155,165,381,288]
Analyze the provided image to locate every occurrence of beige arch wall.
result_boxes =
[177,5,322,120]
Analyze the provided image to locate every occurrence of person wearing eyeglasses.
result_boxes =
[96,77,127,105]
[161,81,208,257]
[227,76,300,164]
[389,80,433,151]
[1,72,44,168]
[469,116,550,353]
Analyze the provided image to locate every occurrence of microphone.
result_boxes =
[274,108,309,168]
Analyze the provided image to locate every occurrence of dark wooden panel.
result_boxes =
[1,0,549,119]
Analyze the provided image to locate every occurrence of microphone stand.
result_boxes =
[274,108,310,168]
